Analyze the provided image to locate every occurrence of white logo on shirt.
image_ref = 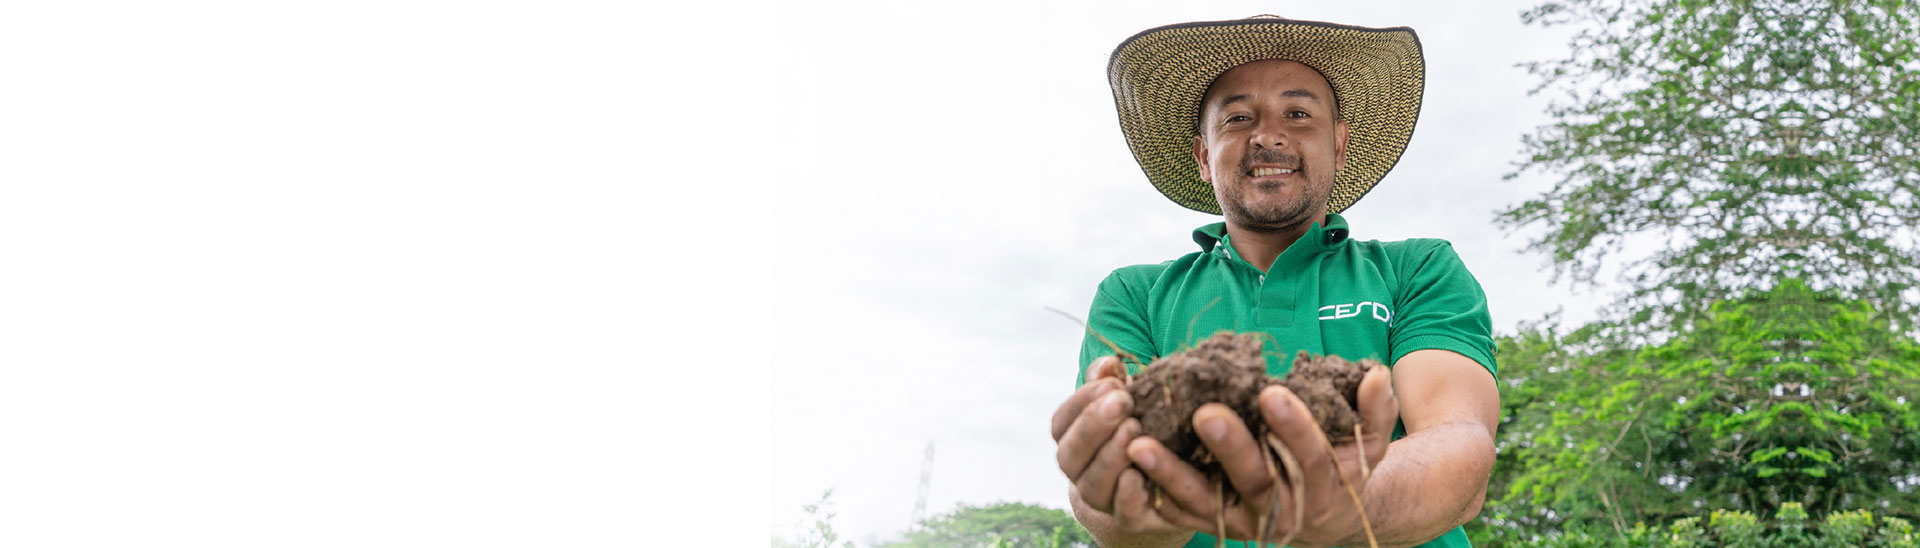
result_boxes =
[1319,301,1392,326]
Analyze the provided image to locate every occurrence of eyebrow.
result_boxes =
[1280,88,1323,102]
[1215,89,1324,109]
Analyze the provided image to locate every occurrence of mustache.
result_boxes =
[1239,149,1303,173]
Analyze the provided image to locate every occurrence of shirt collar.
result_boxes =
[1192,213,1352,260]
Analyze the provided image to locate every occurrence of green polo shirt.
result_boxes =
[1075,214,1496,548]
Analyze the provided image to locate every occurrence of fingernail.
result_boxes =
[1092,382,1114,398]
[1200,417,1226,442]
[1101,392,1125,418]
[1131,446,1157,470]
[1265,390,1291,419]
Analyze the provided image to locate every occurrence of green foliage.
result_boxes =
[1880,517,1919,548]
[1500,0,1920,330]
[1817,508,1874,548]
[1479,0,1920,544]
[877,502,1093,548]
[1470,503,1918,547]
[774,490,857,548]
[1473,281,1920,544]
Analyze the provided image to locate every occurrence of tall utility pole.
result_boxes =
[910,441,934,531]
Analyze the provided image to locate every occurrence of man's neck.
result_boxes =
[1224,212,1327,274]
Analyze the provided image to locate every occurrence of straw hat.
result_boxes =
[1109,16,1425,214]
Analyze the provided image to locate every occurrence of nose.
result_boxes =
[1250,123,1286,150]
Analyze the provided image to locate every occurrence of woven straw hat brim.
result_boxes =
[1109,18,1425,214]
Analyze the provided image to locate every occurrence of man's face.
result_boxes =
[1193,59,1349,232]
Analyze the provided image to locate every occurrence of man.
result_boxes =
[1049,17,1501,548]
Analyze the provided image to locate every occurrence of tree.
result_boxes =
[1644,280,1920,518]
[1475,280,1920,544]
[1500,0,1920,330]
[876,502,1093,548]
[1480,0,1920,543]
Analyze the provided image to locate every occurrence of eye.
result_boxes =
[1287,110,1311,119]
[1225,114,1251,123]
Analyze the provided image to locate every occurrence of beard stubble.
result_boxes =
[1221,148,1326,234]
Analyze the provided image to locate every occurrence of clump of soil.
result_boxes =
[1126,331,1271,474]
[1278,351,1375,444]
[1124,331,1379,481]
[1117,329,1383,548]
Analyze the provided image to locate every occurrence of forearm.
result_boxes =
[1069,486,1194,548]
[1342,422,1495,548]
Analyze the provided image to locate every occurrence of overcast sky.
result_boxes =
[5,1,1624,547]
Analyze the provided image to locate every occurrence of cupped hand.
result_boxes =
[1124,365,1398,548]
[1055,356,1194,539]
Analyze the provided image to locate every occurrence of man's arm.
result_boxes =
[1341,348,1499,548]
[1345,240,1500,546]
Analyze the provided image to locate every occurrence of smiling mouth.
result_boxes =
[1250,167,1296,177]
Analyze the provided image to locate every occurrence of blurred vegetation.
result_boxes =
[774,490,856,548]
[774,496,1091,548]
[1473,503,1917,547]
[1474,282,1920,544]
[1499,0,1920,327]
[1477,0,1920,545]
[875,502,1093,548]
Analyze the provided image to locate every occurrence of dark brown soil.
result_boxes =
[1279,351,1375,444]
[1126,331,1271,470]
[1126,331,1379,478]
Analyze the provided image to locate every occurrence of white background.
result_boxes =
[1,1,1615,546]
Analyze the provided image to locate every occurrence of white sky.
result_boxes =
[3,1,1620,547]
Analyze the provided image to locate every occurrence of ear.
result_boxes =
[1332,119,1350,173]
[1192,134,1212,184]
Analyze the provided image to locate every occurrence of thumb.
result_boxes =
[1088,355,1129,383]
[1356,363,1397,459]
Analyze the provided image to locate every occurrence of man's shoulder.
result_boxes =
[1350,236,1455,256]
[1108,259,1176,278]
[1340,238,1473,291]
[1346,237,1464,268]
[1095,252,1210,291]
